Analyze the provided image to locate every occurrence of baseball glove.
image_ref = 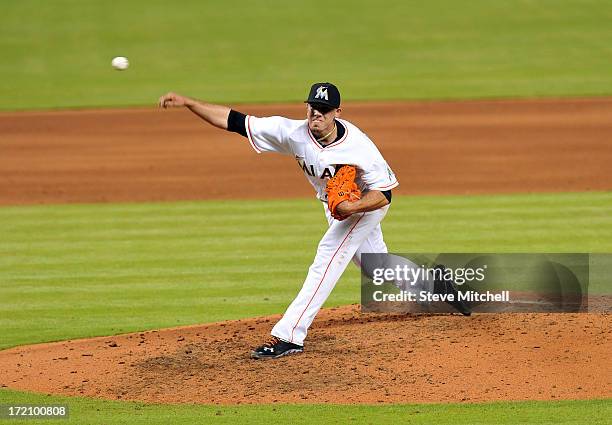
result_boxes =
[326,165,361,221]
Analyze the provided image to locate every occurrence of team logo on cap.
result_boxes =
[315,86,329,101]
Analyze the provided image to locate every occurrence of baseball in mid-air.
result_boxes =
[111,56,129,71]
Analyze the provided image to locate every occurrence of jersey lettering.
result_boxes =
[298,159,315,177]
[297,158,334,179]
[320,168,333,179]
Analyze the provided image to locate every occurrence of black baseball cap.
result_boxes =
[304,82,341,109]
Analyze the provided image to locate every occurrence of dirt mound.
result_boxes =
[1,306,610,404]
[2,97,612,205]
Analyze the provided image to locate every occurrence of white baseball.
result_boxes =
[111,56,129,71]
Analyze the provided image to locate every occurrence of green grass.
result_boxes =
[1,0,612,110]
[0,389,609,425]
[1,193,611,423]
[1,192,611,350]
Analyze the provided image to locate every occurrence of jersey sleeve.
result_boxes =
[361,157,399,191]
[245,115,295,155]
[354,131,399,191]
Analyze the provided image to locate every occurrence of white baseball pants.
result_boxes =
[271,204,390,346]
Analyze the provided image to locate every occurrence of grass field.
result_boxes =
[1,389,610,425]
[1,192,611,351]
[1,0,612,110]
[2,2,611,421]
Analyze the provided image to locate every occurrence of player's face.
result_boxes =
[307,104,340,137]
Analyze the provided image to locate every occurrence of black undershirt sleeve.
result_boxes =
[227,109,247,137]
[381,190,392,203]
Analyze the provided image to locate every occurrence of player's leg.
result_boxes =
[323,203,389,272]
[269,205,389,347]
[352,226,470,316]
[351,222,387,268]
[351,224,430,294]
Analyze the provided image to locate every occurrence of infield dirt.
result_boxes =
[0,98,611,404]
[1,97,612,205]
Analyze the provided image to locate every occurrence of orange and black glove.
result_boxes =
[325,165,361,221]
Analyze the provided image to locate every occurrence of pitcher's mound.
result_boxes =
[0,305,610,404]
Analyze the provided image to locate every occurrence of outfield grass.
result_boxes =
[0,389,609,425]
[1,0,612,110]
[1,192,611,350]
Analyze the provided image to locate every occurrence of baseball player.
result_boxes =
[159,83,469,359]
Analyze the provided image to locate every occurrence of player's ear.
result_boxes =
[335,108,342,117]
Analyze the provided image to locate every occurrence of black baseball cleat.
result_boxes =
[250,336,304,359]
[432,265,472,316]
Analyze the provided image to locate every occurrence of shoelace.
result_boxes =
[264,336,280,347]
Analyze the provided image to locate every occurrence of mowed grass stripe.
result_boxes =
[1,192,611,349]
[0,244,316,267]
[0,389,610,425]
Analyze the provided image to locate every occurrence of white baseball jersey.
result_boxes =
[245,116,399,199]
